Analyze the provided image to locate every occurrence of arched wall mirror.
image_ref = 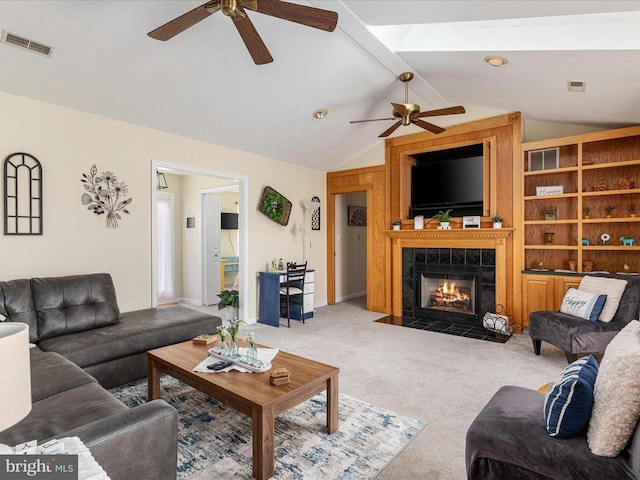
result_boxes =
[4,152,43,235]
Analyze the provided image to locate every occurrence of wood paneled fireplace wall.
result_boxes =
[384,113,522,330]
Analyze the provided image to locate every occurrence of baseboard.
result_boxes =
[179,297,200,306]
[335,292,366,303]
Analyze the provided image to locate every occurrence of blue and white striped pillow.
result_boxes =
[544,355,599,438]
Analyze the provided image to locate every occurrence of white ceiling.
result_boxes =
[1,1,639,171]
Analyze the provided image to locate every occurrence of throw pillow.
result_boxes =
[579,276,628,322]
[544,354,599,438]
[588,320,640,457]
[559,288,607,322]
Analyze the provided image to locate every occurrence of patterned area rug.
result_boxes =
[111,376,425,479]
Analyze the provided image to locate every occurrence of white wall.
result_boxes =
[522,118,606,142]
[0,91,326,320]
[335,192,367,301]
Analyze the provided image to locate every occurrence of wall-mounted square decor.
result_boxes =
[348,205,366,226]
[259,186,292,226]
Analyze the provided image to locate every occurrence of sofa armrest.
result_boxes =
[58,400,178,480]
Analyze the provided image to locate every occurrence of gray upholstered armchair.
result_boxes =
[528,273,640,362]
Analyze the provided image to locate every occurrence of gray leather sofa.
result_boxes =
[1,348,179,480]
[0,272,223,479]
[0,272,222,388]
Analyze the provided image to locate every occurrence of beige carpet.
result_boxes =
[187,298,567,479]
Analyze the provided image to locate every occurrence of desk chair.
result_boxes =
[279,262,307,328]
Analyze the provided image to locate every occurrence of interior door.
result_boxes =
[203,194,221,305]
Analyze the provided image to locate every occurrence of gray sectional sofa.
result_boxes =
[0,273,222,479]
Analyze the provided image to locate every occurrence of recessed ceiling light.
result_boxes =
[312,108,328,120]
[484,55,508,67]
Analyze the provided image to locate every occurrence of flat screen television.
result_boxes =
[410,144,484,218]
[221,212,238,230]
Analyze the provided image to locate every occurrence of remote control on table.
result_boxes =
[207,361,233,371]
[208,348,272,373]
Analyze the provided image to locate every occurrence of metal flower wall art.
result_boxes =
[81,164,132,228]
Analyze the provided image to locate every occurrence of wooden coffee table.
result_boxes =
[147,341,339,480]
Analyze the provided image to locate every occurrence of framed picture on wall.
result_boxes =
[348,205,366,226]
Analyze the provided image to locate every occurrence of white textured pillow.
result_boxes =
[587,320,640,457]
[579,276,628,322]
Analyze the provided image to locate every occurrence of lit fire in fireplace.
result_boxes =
[429,279,473,313]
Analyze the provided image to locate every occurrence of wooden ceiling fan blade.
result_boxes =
[417,106,466,118]
[379,121,402,138]
[232,8,273,64]
[148,1,219,41]
[391,102,408,116]
[413,119,445,134]
[350,117,396,124]
[252,0,338,32]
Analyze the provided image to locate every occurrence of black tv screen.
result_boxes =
[221,212,238,230]
[411,144,484,217]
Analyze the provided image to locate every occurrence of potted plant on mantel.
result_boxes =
[391,219,401,231]
[433,209,452,229]
[492,216,503,229]
[217,289,239,321]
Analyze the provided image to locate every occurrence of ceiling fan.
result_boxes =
[350,72,466,138]
[147,0,338,65]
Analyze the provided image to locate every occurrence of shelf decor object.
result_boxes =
[463,215,481,229]
[258,186,292,226]
[536,185,564,196]
[4,152,43,235]
[543,206,557,221]
[80,164,132,229]
[619,177,635,190]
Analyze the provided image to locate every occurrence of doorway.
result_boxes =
[151,160,248,321]
[334,192,367,303]
[326,165,387,313]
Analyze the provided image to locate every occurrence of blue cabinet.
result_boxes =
[258,270,314,327]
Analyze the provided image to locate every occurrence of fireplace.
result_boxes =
[403,248,496,326]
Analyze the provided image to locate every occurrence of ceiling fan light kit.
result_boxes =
[350,72,466,138]
[148,0,338,65]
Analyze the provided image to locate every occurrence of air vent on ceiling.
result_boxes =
[1,30,53,57]
[567,80,586,93]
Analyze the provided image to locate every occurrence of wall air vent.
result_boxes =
[567,80,586,92]
[1,30,53,57]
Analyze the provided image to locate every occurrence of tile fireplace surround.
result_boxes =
[388,229,513,320]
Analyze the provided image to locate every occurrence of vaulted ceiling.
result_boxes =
[1,1,639,171]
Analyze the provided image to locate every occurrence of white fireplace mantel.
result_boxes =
[387,228,514,317]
